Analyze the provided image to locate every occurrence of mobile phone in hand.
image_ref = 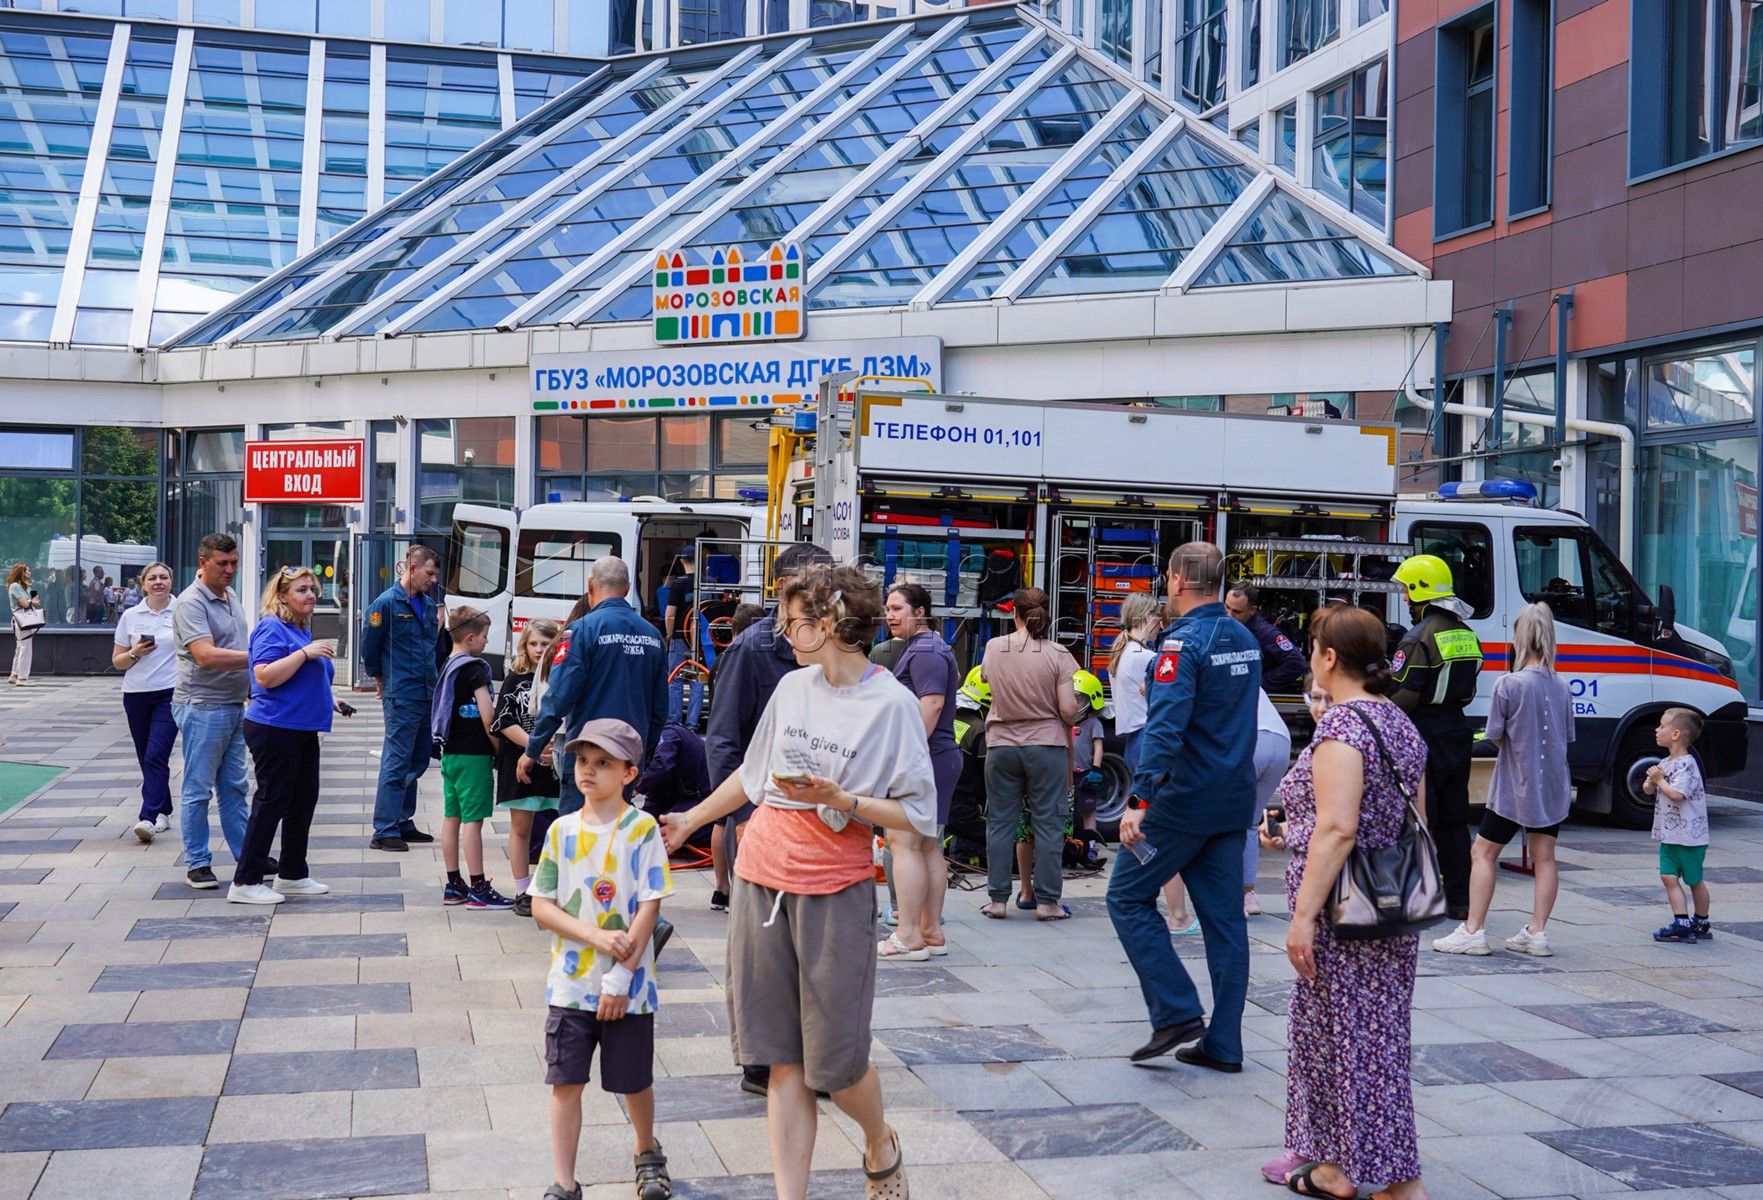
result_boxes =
[1263,806,1287,841]
[336,701,357,717]
[136,634,156,648]
[771,770,811,784]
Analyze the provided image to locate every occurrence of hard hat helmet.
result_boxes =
[1073,669,1105,712]
[1393,554,1455,603]
[959,665,991,708]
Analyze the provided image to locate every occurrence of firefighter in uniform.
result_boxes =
[1108,543,1259,1070]
[1389,553,1485,920]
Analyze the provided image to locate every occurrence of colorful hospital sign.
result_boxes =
[653,243,804,345]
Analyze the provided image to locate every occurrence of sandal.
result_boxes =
[878,934,930,961]
[635,1144,672,1200]
[1286,1161,1355,1199]
[1035,904,1073,921]
[922,935,949,957]
[1015,897,1036,910]
[864,1125,908,1200]
[979,903,1008,919]
[543,1184,581,1200]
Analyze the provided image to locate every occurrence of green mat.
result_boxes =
[0,761,66,816]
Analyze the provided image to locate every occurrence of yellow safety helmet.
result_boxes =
[1393,554,1455,604]
[1073,669,1106,712]
[959,665,991,707]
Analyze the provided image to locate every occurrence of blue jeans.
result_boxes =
[373,694,432,840]
[124,688,176,823]
[172,700,249,870]
[667,639,703,728]
[1106,823,1249,1065]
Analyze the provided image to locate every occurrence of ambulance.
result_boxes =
[446,499,767,673]
[778,390,1747,828]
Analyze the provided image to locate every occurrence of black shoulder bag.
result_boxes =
[1325,703,1448,941]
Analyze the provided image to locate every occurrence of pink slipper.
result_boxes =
[1262,1149,1305,1185]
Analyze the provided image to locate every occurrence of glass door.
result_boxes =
[347,532,416,688]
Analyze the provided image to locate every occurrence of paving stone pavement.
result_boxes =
[6,678,1763,1197]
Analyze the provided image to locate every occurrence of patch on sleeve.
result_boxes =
[1274,634,1294,651]
[368,611,382,627]
[1155,649,1181,683]
[552,634,572,665]
[1390,649,1406,674]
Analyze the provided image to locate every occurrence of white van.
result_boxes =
[1394,496,1748,827]
[447,500,765,671]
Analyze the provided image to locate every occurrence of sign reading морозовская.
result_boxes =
[530,338,943,413]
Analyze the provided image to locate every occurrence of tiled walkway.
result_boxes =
[4,679,1763,1198]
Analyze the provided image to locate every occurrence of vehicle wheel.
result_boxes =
[1095,751,1131,826]
[1607,730,1664,830]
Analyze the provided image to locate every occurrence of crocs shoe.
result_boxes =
[864,1127,907,1200]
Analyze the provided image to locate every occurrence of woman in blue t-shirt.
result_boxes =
[231,567,353,905]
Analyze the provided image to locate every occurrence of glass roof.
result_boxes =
[169,6,1419,348]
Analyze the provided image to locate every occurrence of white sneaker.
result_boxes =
[1244,890,1262,916]
[133,820,155,844]
[154,814,171,833]
[1505,926,1552,957]
[226,883,285,905]
[1431,923,1490,955]
[272,877,330,896]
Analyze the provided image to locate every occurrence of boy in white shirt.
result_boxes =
[530,719,675,1200]
[1645,707,1711,943]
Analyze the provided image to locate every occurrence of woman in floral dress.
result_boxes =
[1271,603,1430,1200]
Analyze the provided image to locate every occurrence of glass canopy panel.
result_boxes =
[0,28,111,341]
[400,43,876,334]
[73,33,177,343]
[151,43,310,344]
[940,107,1158,303]
[807,63,1128,309]
[1191,189,1403,286]
[1023,130,1250,297]
[233,72,684,343]
[512,60,603,118]
[792,37,1058,270]
[568,22,1035,324]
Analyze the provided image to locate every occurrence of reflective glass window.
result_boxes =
[0,428,74,470]
[385,0,432,42]
[506,0,558,51]
[1435,10,1495,235]
[1312,59,1386,224]
[1175,0,1226,111]
[1243,0,1261,85]
[127,0,179,19]
[1632,0,1763,175]
[1192,189,1401,286]
[257,0,318,34]
[418,417,516,534]
[1280,0,1338,67]
[446,0,503,46]
[315,48,372,242]
[1644,345,1756,428]
[194,0,243,24]
[1026,131,1249,296]
[319,0,370,38]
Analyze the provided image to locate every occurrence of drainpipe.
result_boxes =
[1552,290,1575,445]
[1490,303,1512,448]
[1401,383,1636,565]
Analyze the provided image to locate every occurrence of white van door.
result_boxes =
[448,504,518,670]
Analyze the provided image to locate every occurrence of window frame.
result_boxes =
[1630,0,1763,181]
[1513,523,1639,641]
[1433,2,1498,240]
[1407,519,1497,620]
[1311,58,1388,227]
[1506,0,1555,218]
[449,518,512,600]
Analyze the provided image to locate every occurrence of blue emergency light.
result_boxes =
[736,487,768,502]
[1436,480,1539,502]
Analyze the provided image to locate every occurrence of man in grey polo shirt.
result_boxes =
[172,532,253,889]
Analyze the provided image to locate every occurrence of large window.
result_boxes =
[1313,60,1388,225]
[1632,0,1763,177]
[1638,437,1759,699]
[1507,0,1554,215]
[1275,102,1298,171]
[1280,0,1338,68]
[1644,345,1755,428]
[166,428,243,588]
[536,413,770,504]
[1,425,163,628]
[1176,0,1228,111]
[418,418,516,536]
[1243,0,1262,87]
[1487,369,1562,508]
[1434,7,1497,236]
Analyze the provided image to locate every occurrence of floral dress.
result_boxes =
[1276,700,1427,1188]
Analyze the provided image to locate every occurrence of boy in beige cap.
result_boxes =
[531,718,674,1200]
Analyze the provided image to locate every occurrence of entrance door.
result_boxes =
[263,534,349,653]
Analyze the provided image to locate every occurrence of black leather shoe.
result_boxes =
[370,836,409,852]
[1130,1016,1206,1063]
[401,827,436,844]
[1175,1044,1243,1073]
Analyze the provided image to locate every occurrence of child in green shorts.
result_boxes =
[435,606,514,910]
[1645,707,1711,943]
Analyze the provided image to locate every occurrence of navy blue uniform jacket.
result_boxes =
[705,606,797,786]
[360,583,440,701]
[1134,600,1263,835]
[1246,611,1307,694]
[529,596,669,762]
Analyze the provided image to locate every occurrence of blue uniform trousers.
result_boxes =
[1106,823,1249,1065]
[373,694,431,839]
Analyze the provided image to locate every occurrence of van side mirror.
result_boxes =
[1655,584,1676,638]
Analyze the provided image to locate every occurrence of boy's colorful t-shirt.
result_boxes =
[1652,754,1709,847]
[532,806,674,1013]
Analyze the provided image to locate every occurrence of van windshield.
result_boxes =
[518,530,623,600]
[1514,525,1638,640]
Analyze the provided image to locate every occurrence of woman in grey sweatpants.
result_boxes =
[979,588,1085,921]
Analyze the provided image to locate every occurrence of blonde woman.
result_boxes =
[493,618,562,917]
[1107,593,1162,773]
[230,567,352,905]
[1434,602,1575,957]
[7,562,39,685]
